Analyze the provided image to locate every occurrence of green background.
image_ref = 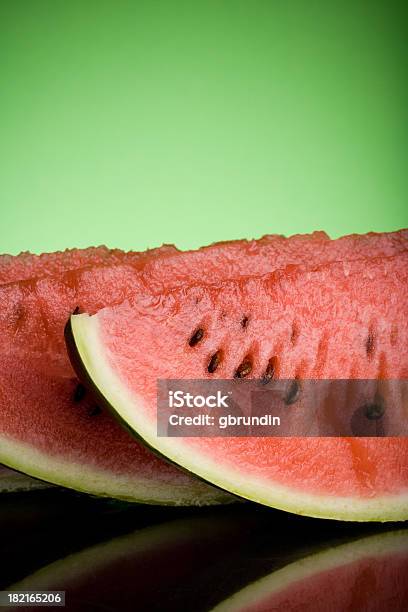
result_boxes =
[1,1,407,255]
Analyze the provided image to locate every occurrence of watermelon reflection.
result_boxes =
[3,500,407,611]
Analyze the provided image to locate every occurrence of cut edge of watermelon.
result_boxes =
[0,435,233,507]
[69,313,408,522]
[212,529,408,612]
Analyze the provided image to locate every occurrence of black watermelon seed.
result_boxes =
[208,351,222,374]
[74,383,86,403]
[234,359,252,378]
[261,358,277,385]
[350,403,386,436]
[241,316,249,329]
[189,328,204,347]
[365,403,385,420]
[365,332,375,358]
[284,380,300,405]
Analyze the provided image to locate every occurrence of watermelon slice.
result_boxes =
[0,269,235,505]
[67,253,408,520]
[213,530,408,611]
[1,246,226,505]
[0,248,133,494]
[0,248,132,492]
[1,231,407,506]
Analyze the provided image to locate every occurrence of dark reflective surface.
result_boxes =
[1,490,407,611]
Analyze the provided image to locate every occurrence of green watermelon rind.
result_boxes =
[211,529,408,612]
[67,313,408,522]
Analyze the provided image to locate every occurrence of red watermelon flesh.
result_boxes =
[1,230,407,506]
[0,244,178,284]
[138,229,408,291]
[67,253,408,520]
[0,246,117,284]
[2,229,408,369]
[3,228,406,287]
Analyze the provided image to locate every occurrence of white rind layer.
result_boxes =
[0,419,231,505]
[71,312,408,522]
[0,435,226,505]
